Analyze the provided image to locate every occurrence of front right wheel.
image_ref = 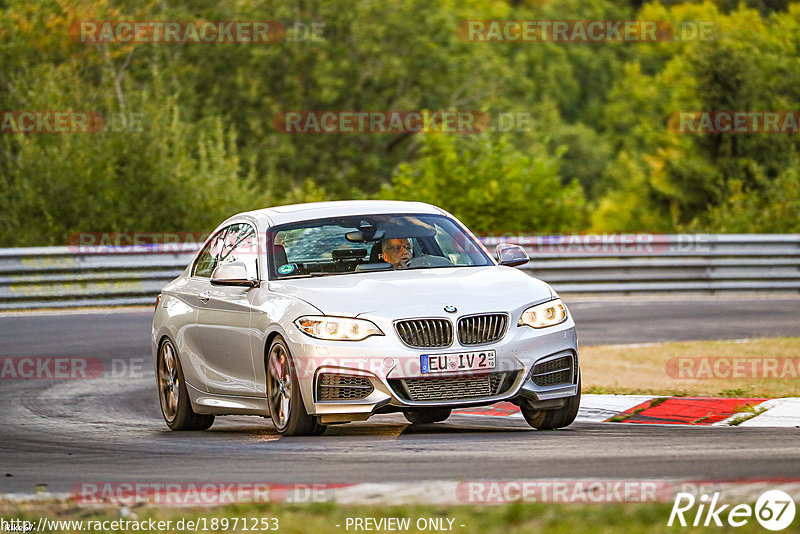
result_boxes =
[266,336,326,436]
[521,380,581,430]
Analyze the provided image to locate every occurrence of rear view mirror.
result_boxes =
[345,229,385,243]
[496,243,529,267]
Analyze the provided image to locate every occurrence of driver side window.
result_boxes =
[220,223,258,278]
[193,227,229,278]
[193,223,257,278]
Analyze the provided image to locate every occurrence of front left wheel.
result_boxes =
[266,336,326,436]
[157,338,215,431]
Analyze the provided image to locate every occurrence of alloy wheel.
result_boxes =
[158,340,179,422]
[268,342,292,431]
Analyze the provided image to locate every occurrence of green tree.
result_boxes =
[382,134,585,234]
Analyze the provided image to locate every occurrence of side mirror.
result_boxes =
[211,261,258,287]
[496,243,529,267]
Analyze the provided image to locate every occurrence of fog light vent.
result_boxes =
[530,355,574,386]
[317,373,373,401]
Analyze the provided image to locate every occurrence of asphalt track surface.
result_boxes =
[1,296,798,495]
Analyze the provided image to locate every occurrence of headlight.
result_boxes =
[518,299,568,329]
[294,316,384,341]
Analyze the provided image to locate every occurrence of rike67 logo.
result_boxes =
[668,490,796,530]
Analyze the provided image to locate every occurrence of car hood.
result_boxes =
[266,266,554,319]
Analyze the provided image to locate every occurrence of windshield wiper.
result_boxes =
[278,273,332,279]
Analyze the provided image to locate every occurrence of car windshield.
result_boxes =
[267,213,493,278]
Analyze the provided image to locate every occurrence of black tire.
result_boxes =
[157,338,215,431]
[266,336,326,436]
[521,379,581,430]
[309,422,328,435]
[403,408,452,425]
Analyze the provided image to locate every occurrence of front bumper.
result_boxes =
[286,319,579,424]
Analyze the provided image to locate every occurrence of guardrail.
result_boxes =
[484,234,800,294]
[0,234,798,309]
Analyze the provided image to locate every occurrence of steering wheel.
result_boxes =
[407,255,454,268]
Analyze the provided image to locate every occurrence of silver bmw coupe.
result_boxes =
[152,200,580,435]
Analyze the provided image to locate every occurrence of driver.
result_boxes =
[381,237,413,269]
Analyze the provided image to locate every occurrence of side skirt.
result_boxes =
[187,383,271,416]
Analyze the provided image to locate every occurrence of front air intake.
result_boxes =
[394,318,453,348]
[317,373,373,401]
[389,372,515,402]
[457,313,508,345]
[530,355,575,386]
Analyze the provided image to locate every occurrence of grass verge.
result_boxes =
[580,337,800,398]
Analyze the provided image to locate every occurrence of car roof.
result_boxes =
[234,200,448,227]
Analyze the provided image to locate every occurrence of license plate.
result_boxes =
[420,350,496,374]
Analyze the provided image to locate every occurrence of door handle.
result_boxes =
[198,291,210,304]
